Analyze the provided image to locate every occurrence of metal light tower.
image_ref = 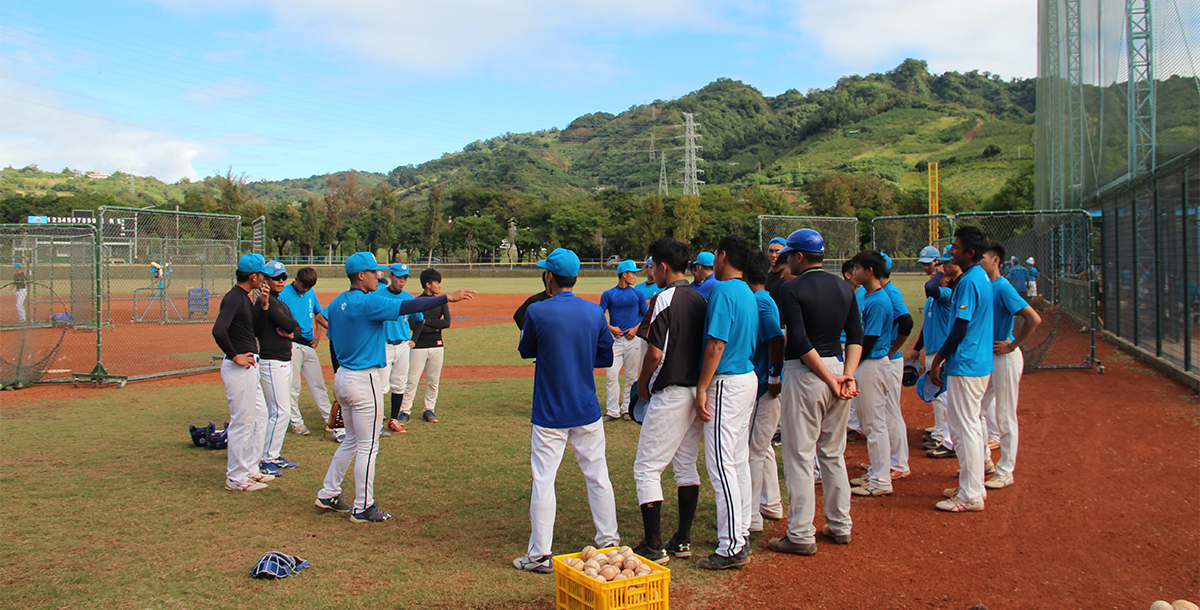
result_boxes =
[1066,0,1085,206]
[1127,0,1156,177]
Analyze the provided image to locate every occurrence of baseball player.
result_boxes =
[635,257,664,303]
[513,270,552,330]
[401,268,449,423]
[512,248,619,573]
[258,261,305,475]
[631,238,707,565]
[315,252,474,521]
[769,228,862,555]
[599,260,649,422]
[376,263,425,433]
[277,267,334,438]
[848,251,900,497]
[928,226,994,512]
[840,259,864,441]
[690,252,718,300]
[744,251,786,533]
[692,234,759,571]
[212,253,272,492]
[909,246,953,453]
[765,237,795,311]
[878,253,913,479]
[12,262,27,323]
[980,241,1041,490]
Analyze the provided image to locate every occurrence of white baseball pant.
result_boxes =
[402,346,444,415]
[945,374,990,504]
[748,390,783,530]
[604,335,641,417]
[855,358,892,489]
[289,343,332,425]
[526,420,620,558]
[885,356,910,474]
[259,359,292,462]
[703,371,757,558]
[318,367,385,512]
[15,288,27,322]
[780,358,852,543]
[981,348,1023,477]
[925,353,950,446]
[633,385,703,505]
[846,397,861,434]
[381,341,411,395]
[983,379,1002,443]
[221,358,267,487]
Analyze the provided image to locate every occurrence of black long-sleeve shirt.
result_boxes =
[212,285,266,360]
[414,300,450,349]
[514,291,552,330]
[778,268,864,360]
[259,293,306,361]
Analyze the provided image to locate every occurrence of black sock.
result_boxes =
[639,501,662,550]
[390,394,403,420]
[674,485,700,543]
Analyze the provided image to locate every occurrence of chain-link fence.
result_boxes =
[0,224,99,387]
[1098,151,1198,378]
[871,214,954,273]
[758,215,860,267]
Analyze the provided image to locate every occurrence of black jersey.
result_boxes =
[637,280,707,392]
[212,285,266,360]
[778,268,863,360]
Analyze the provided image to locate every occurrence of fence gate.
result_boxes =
[758,215,860,266]
[871,214,954,273]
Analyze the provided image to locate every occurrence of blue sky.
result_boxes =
[1,0,1039,182]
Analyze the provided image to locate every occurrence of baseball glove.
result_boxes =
[327,399,344,430]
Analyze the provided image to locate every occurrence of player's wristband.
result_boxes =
[768,376,781,384]
[768,362,783,379]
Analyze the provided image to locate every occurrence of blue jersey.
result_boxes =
[752,289,784,388]
[991,276,1028,342]
[693,275,718,300]
[859,288,893,360]
[635,280,664,303]
[599,284,649,331]
[883,281,910,360]
[946,265,994,377]
[278,283,322,341]
[375,285,416,343]
[325,289,446,370]
[518,292,614,429]
[703,279,758,376]
[922,286,954,353]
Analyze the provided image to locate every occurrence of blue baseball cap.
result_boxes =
[536,248,581,277]
[768,237,787,246]
[937,245,953,262]
[344,252,387,275]
[389,263,410,277]
[692,252,715,267]
[237,253,265,274]
[881,252,893,271]
[263,260,287,278]
[13,262,21,268]
[617,260,639,274]
[644,257,653,269]
[915,370,947,402]
[918,246,940,263]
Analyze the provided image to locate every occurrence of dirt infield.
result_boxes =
[11,292,1198,608]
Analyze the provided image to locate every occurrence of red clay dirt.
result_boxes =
[9,293,1198,608]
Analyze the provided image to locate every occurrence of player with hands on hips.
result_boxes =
[314,252,475,522]
[257,261,307,475]
[599,260,649,422]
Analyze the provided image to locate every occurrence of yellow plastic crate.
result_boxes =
[553,547,670,610]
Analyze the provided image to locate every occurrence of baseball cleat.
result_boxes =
[696,548,751,569]
[379,427,392,438]
[936,496,985,513]
[984,474,1015,489]
[511,554,553,574]
[226,480,268,492]
[422,410,440,423]
[349,504,395,523]
[922,439,942,449]
[269,457,299,469]
[315,494,353,512]
[926,444,956,458]
[291,423,311,436]
[632,541,670,564]
[767,537,817,556]
[821,524,851,545]
[760,508,784,521]
[891,469,911,480]
[601,415,619,423]
[850,483,892,496]
[386,418,405,432]
[771,431,782,447]
[663,537,692,559]
[987,438,1000,451]
[333,430,346,443]
[260,461,284,476]
[984,459,996,475]
[397,412,410,425]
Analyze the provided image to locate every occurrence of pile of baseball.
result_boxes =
[1150,601,1197,610]
[560,546,662,583]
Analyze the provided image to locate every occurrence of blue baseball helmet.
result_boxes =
[189,422,211,447]
[206,422,228,449]
[777,229,824,256]
[629,385,648,425]
[902,359,920,387]
[249,551,310,579]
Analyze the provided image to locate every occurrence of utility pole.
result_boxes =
[676,112,704,196]
[658,154,669,197]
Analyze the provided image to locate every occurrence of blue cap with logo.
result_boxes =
[778,229,825,255]
[768,237,787,246]
[644,257,653,269]
[881,252,893,271]
[917,245,940,263]
[536,248,581,277]
[617,260,639,274]
[389,263,410,277]
[237,253,265,274]
[692,252,715,267]
[263,260,287,278]
[937,245,953,262]
[344,252,387,275]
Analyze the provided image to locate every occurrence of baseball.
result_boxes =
[623,557,639,571]
[584,558,601,571]
[599,565,619,581]
[583,567,598,578]
[1151,603,1172,610]
[581,546,597,561]
[618,545,632,555]
[606,549,620,561]
[593,555,608,567]
[621,568,635,578]
[1172,602,1198,610]
[592,573,606,583]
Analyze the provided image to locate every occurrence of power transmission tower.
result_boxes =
[658,154,669,196]
[675,112,704,196]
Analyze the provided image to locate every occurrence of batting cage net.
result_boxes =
[871,214,954,273]
[955,210,1097,372]
[0,225,98,387]
[757,215,860,267]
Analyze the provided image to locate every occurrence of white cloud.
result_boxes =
[0,81,203,181]
[791,0,1038,79]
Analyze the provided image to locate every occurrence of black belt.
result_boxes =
[387,340,408,345]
